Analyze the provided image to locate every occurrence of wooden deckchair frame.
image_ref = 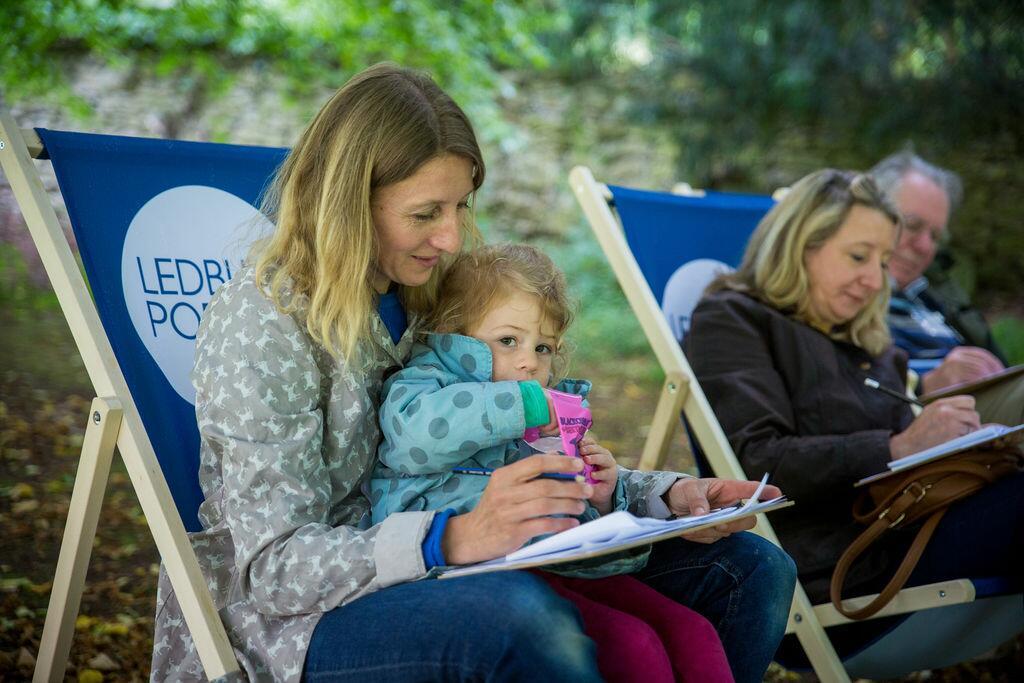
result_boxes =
[0,109,240,681]
[569,165,979,683]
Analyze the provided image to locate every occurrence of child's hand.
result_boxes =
[538,393,560,437]
[580,436,617,515]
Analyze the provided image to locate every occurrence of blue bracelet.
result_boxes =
[422,508,456,569]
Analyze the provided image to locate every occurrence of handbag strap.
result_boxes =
[831,491,948,620]
[852,457,999,525]
[833,451,1020,620]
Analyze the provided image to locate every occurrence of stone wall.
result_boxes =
[1,62,683,288]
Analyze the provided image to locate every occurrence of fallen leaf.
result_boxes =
[12,499,40,514]
[16,646,36,668]
[8,482,34,499]
[87,653,120,671]
[0,577,33,592]
[95,621,129,637]
[623,382,645,399]
[78,669,104,683]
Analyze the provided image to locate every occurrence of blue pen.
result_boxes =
[452,466,585,482]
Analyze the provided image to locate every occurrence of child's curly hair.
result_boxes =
[423,243,577,377]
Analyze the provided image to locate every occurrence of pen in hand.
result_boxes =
[452,466,586,482]
[863,377,924,408]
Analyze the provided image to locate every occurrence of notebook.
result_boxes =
[439,476,791,578]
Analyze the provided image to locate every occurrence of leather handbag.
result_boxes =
[830,449,1023,620]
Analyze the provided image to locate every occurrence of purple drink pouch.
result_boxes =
[547,388,596,484]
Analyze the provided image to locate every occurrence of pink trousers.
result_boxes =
[540,573,734,683]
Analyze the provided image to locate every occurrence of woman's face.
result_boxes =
[371,154,476,292]
[804,204,896,327]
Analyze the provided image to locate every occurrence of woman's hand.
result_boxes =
[889,395,982,460]
[580,436,618,515]
[663,477,782,544]
[441,454,593,565]
[921,346,1004,394]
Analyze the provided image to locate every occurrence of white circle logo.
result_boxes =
[122,185,272,403]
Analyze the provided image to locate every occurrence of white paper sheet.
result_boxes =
[441,475,789,578]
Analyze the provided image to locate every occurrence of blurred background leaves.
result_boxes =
[1,5,1023,676]
[4,0,1020,298]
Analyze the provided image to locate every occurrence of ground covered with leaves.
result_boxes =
[1,311,1022,681]
[1,371,158,682]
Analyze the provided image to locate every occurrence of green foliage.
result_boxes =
[0,244,59,313]
[554,1,1024,175]
[540,229,657,371]
[0,0,563,140]
[546,1,1024,302]
[2,1,1020,317]
[0,246,90,392]
[992,316,1024,367]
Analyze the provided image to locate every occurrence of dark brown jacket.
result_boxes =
[686,289,916,601]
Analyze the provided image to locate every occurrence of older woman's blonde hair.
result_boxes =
[424,243,577,378]
[709,169,902,356]
[252,63,485,361]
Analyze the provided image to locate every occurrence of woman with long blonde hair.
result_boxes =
[151,63,606,682]
[688,168,1024,658]
[151,63,796,683]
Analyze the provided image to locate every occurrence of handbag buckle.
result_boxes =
[903,481,929,503]
[879,508,905,528]
[878,482,930,528]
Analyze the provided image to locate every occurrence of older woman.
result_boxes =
[150,64,795,682]
[686,169,1023,640]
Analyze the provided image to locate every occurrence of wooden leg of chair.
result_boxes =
[787,583,850,683]
[33,397,123,683]
[638,374,689,471]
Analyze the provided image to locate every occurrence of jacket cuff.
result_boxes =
[374,511,434,587]
[641,472,691,519]
[519,381,550,428]
[610,476,629,512]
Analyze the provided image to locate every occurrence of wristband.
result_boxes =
[421,508,456,569]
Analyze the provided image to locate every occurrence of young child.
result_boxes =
[370,244,733,683]
[372,245,733,683]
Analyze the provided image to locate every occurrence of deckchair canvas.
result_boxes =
[0,108,287,680]
[568,165,1017,682]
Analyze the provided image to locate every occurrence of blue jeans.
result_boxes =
[908,470,1024,582]
[305,532,796,682]
[633,532,797,683]
[304,570,601,681]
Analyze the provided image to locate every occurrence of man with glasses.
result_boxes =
[871,151,1007,395]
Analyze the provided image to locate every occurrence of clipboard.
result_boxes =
[856,423,1024,487]
[439,496,793,578]
[920,364,1024,403]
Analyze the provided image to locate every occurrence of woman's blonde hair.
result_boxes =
[710,169,902,356]
[252,63,485,361]
[424,243,577,376]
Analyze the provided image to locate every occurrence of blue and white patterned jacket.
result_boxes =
[151,266,434,682]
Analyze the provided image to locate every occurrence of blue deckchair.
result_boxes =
[569,165,1022,682]
[0,108,287,680]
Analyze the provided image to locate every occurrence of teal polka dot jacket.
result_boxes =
[370,333,682,575]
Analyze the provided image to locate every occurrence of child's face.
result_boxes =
[467,291,558,384]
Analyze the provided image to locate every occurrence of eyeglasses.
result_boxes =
[901,217,948,246]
